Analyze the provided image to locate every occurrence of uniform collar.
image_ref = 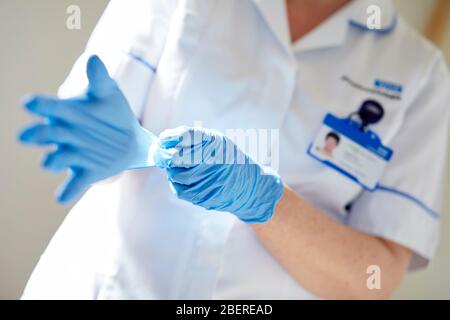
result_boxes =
[252,0,292,54]
[346,0,397,33]
[252,0,397,54]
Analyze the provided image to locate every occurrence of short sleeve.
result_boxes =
[58,0,177,119]
[347,52,450,270]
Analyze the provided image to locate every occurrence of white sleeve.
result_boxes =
[347,52,450,270]
[58,0,177,119]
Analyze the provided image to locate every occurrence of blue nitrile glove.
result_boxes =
[19,55,171,204]
[159,127,284,223]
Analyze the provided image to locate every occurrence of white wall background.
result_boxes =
[0,0,109,299]
[0,0,449,299]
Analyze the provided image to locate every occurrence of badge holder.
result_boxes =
[307,100,393,191]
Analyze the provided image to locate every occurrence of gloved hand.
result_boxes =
[19,55,170,204]
[159,127,284,223]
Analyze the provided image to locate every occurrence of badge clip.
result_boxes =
[348,99,384,132]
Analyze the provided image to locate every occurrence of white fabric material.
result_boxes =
[22,0,449,299]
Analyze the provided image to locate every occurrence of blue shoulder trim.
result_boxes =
[375,184,440,219]
[127,51,157,73]
[348,15,397,34]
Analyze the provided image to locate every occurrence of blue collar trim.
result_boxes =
[348,15,398,34]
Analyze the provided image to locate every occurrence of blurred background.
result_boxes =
[0,0,449,299]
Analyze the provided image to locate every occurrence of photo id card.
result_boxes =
[307,114,393,191]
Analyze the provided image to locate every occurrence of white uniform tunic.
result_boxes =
[22,0,450,299]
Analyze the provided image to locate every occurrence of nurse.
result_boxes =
[20,0,449,299]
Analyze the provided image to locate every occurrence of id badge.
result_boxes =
[307,113,393,191]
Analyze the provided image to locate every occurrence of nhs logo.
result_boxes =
[374,79,403,94]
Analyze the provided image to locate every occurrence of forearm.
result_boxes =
[252,186,412,299]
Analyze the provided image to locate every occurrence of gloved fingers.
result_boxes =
[18,122,121,161]
[167,167,193,184]
[191,184,226,208]
[42,147,98,173]
[56,169,93,204]
[86,55,116,99]
[161,128,230,168]
[159,126,212,149]
[159,126,191,148]
[169,177,224,207]
[149,143,177,168]
[167,165,221,185]
[18,123,48,145]
[19,122,87,147]
[23,95,119,140]
[165,144,204,168]
[22,94,132,156]
[23,95,93,128]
